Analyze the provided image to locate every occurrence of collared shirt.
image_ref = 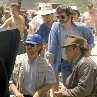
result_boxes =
[46,22,95,73]
[10,54,56,96]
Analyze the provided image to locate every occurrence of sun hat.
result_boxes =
[35,3,56,15]
[61,35,88,51]
[70,6,80,16]
[25,34,43,45]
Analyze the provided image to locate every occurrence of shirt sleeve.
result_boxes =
[45,64,57,84]
[46,22,59,62]
[83,26,95,48]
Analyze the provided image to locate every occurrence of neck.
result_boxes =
[12,14,20,18]
[45,20,53,28]
[63,21,72,29]
[28,53,38,63]
[72,51,81,62]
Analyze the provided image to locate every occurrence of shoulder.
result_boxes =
[38,56,48,65]
[5,17,12,22]
[78,57,96,69]
[82,11,88,16]
[21,15,25,21]
[39,23,46,28]
[52,22,60,26]
[15,54,26,64]
[50,22,60,32]
[74,22,88,30]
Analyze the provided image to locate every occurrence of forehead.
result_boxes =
[57,12,66,16]
[11,6,18,10]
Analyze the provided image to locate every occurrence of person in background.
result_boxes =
[0,4,4,15]
[81,4,97,36]
[36,6,55,58]
[1,3,25,54]
[54,35,97,97]
[9,34,56,97]
[2,10,11,23]
[0,5,4,25]
[28,3,55,34]
[46,5,95,90]
[70,6,80,22]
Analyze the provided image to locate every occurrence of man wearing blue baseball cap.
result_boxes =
[9,34,56,97]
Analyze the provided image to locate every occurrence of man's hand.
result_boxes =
[16,93,24,97]
[33,91,40,97]
[54,86,67,97]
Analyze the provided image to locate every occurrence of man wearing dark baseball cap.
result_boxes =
[9,34,56,97]
[55,35,97,97]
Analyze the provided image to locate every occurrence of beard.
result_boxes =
[59,19,68,25]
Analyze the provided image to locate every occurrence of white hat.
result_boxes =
[37,9,55,15]
[35,3,56,15]
[70,6,78,10]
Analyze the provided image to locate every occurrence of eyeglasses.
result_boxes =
[65,46,76,52]
[25,43,35,47]
[56,15,66,19]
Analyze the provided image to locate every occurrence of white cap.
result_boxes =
[70,6,78,10]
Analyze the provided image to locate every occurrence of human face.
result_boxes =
[87,7,93,12]
[11,6,19,15]
[72,12,79,21]
[64,46,79,62]
[26,43,41,57]
[42,14,53,23]
[56,13,70,24]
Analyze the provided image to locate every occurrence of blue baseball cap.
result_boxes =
[25,34,43,45]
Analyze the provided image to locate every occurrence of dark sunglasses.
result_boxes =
[56,15,66,19]
[25,43,35,47]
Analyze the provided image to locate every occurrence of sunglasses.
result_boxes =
[25,43,35,47]
[56,15,66,19]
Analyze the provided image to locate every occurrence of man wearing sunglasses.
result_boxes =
[46,5,95,90]
[9,34,56,97]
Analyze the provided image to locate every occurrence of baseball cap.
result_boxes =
[25,34,43,45]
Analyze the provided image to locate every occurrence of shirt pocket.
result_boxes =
[37,68,46,88]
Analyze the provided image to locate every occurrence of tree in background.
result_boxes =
[49,0,95,13]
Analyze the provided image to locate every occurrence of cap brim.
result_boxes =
[25,41,38,45]
[61,44,89,51]
[35,10,55,15]
[61,44,73,48]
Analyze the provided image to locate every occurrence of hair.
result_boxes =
[72,10,80,17]
[0,5,4,15]
[87,4,93,8]
[56,5,73,16]
[38,46,43,55]
[10,3,20,10]
[31,12,36,19]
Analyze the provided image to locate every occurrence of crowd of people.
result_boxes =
[0,2,97,97]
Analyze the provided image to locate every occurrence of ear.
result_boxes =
[69,14,73,18]
[38,45,42,51]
